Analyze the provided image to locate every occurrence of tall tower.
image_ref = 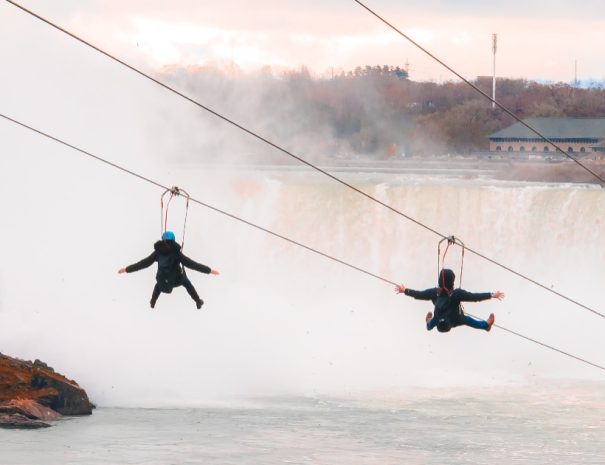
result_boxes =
[574,60,578,86]
[492,33,497,109]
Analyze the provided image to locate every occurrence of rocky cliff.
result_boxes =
[0,353,93,428]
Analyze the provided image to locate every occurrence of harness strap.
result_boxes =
[437,235,466,289]
[160,186,192,274]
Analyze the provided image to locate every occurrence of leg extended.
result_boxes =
[150,283,162,309]
[182,277,204,309]
[461,313,495,331]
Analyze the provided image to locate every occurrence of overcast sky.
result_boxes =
[2,0,604,82]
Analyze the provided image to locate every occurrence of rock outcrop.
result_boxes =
[0,353,93,429]
[0,412,51,429]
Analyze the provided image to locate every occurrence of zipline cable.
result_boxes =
[491,321,605,372]
[352,0,605,185]
[1,112,604,373]
[0,113,395,288]
[4,0,604,320]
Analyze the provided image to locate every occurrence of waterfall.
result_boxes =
[0,152,602,405]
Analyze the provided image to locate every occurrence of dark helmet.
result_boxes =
[438,268,455,291]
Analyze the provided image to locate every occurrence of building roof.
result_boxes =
[489,117,605,140]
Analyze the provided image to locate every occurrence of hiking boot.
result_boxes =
[486,313,495,331]
[196,299,204,310]
[425,312,433,324]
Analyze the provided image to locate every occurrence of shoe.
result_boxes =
[150,299,156,309]
[196,299,204,309]
[486,313,495,332]
[425,312,433,324]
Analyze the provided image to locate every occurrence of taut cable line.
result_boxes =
[352,0,605,185]
[4,0,604,320]
[0,113,397,287]
[2,112,604,373]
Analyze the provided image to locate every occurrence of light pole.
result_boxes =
[492,33,497,109]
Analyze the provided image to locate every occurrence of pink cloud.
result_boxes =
[7,1,605,81]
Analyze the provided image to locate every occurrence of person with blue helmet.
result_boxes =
[118,231,219,309]
[395,269,504,332]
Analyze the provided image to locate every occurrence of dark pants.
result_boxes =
[151,277,201,305]
[427,314,489,331]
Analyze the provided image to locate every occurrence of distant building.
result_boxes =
[488,117,605,156]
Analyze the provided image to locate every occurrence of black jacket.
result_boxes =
[404,287,491,327]
[125,240,211,291]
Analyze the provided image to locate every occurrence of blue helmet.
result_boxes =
[162,231,176,241]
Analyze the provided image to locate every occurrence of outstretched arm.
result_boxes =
[395,284,436,301]
[118,252,156,274]
[457,289,505,302]
[180,253,217,275]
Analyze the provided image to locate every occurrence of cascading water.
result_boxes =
[0,133,603,407]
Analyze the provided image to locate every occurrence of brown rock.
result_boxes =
[0,353,93,422]
[0,413,51,429]
[0,399,61,421]
[31,369,93,415]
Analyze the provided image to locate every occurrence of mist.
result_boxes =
[1,3,604,408]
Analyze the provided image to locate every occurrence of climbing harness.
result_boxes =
[436,236,474,333]
[160,186,191,277]
[160,186,191,251]
[437,236,465,289]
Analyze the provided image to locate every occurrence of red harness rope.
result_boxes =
[437,235,466,291]
[160,186,191,251]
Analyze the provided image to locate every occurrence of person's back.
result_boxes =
[395,268,504,332]
[154,239,184,292]
[432,288,492,331]
[432,289,459,331]
[118,231,220,309]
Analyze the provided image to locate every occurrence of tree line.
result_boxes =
[161,64,605,159]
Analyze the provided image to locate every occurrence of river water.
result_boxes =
[2,385,604,465]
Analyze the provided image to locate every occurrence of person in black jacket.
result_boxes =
[118,231,219,309]
[395,268,504,332]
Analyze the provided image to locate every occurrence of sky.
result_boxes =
[2,0,604,82]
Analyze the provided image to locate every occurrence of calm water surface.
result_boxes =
[2,388,604,465]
